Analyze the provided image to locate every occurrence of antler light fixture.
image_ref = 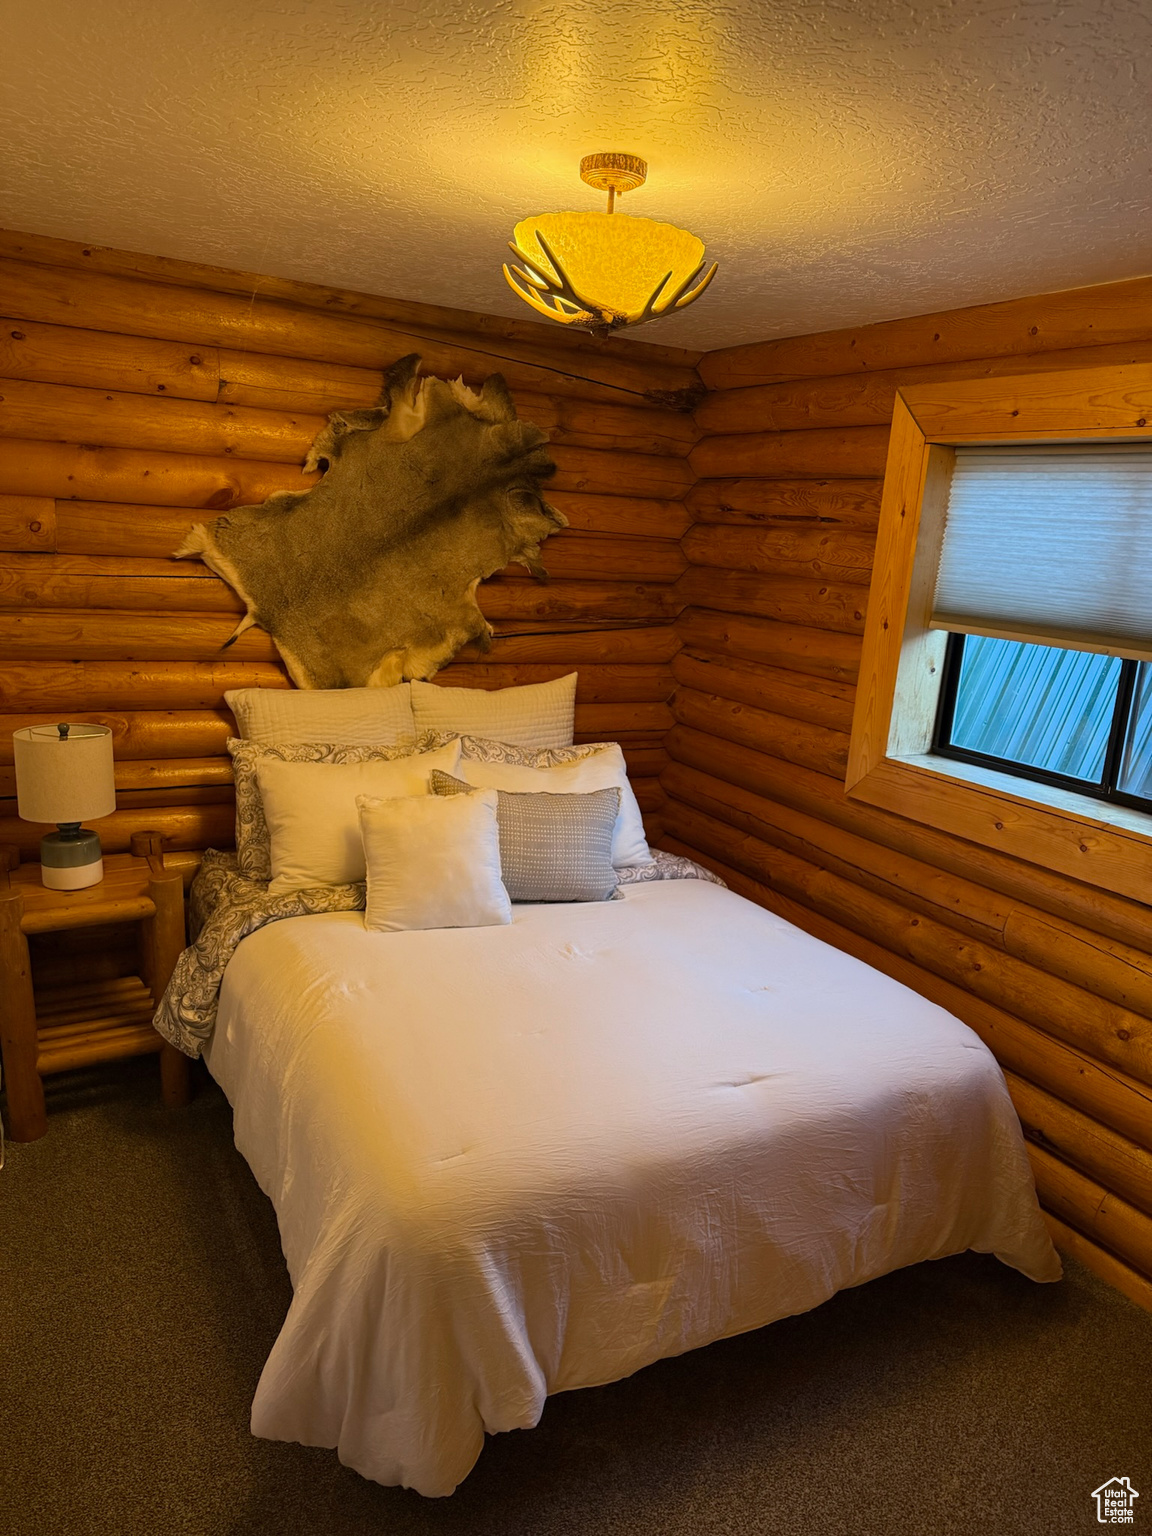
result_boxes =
[503,152,718,337]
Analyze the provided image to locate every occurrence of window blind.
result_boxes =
[930,446,1152,662]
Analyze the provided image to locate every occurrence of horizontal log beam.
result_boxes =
[700,272,1152,389]
[1008,1071,1152,1218]
[671,652,855,732]
[660,799,1152,1086]
[0,436,312,508]
[0,577,681,642]
[0,655,675,711]
[0,314,219,401]
[685,478,882,526]
[0,377,324,464]
[696,338,1152,434]
[676,568,868,632]
[664,761,1007,947]
[0,319,697,455]
[0,802,236,858]
[0,658,285,709]
[664,726,1152,956]
[0,493,54,551]
[546,492,692,541]
[659,830,1152,1156]
[1028,1142,1152,1280]
[676,608,861,682]
[0,231,701,380]
[662,763,1152,1016]
[0,555,243,613]
[0,256,697,407]
[433,663,675,703]
[0,613,278,662]
[479,579,681,624]
[689,425,890,480]
[453,624,681,665]
[0,432,687,508]
[0,710,232,763]
[574,702,673,738]
[1043,1213,1152,1313]
[550,445,693,500]
[672,689,850,778]
[681,523,876,583]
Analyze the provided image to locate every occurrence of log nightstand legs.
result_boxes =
[0,883,47,1142]
[0,834,191,1141]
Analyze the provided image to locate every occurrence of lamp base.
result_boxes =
[40,825,104,890]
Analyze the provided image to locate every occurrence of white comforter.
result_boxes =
[204,879,1059,1496]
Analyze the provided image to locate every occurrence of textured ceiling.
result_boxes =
[3,0,1151,350]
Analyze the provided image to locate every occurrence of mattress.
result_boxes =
[203,878,1059,1495]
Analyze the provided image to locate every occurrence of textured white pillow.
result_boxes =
[409,673,577,750]
[457,743,652,868]
[358,790,512,932]
[225,684,416,747]
[257,740,462,894]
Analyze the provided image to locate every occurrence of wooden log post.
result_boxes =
[131,830,191,1109]
[0,845,46,1141]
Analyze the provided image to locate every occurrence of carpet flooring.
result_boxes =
[2,1057,1149,1536]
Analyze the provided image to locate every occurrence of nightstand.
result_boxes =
[0,831,192,1142]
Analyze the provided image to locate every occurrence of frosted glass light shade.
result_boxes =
[504,210,717,334]
[13,723,116,824]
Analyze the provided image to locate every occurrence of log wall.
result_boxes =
[666,276,1152,1312]
[7,229,1150,1312]
[0,231,703,862]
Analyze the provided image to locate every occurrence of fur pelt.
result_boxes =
[176,354,566,688]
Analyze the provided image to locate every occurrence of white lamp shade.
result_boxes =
[13,723,116,824]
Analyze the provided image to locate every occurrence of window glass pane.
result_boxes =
[949,635,1121,783]
[1117,662,1152,801]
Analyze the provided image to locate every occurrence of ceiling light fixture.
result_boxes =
[503,152,718,338]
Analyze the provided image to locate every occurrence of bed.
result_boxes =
[188,872,1060,1496]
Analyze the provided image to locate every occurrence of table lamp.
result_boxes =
[12,722,117,889]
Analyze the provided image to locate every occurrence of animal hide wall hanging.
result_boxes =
[176,353,566,688]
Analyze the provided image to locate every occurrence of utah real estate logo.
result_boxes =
[1092,1477,1140,1524]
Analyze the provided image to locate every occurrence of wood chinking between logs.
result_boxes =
[3,230,1150,1310]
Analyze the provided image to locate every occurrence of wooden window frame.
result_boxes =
[846,362,1152,907]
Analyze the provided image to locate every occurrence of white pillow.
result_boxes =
[358,790,512,932]
[457,743,652,868]
[409,673,577,750]
[257,740,462,894]
[225,684,416,746]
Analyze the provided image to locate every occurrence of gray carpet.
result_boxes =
[2,1058,1149,1536]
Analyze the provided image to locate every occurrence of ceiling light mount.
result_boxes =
[503,152,717,338]
[579,152,647,213]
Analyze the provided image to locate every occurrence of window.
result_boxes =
[846,362,1152,904]
[933,634,1152,813]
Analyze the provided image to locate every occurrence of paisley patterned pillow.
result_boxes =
[228,733,444,882]
[447,734,620,768]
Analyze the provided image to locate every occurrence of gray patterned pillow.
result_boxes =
[430,771,619,902]
[228,733,443,882]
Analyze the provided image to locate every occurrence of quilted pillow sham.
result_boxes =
[229,733,447,882]
[430,771,620,902]
[225,683,416,747]
[409,672,576,750]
